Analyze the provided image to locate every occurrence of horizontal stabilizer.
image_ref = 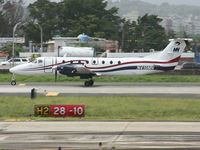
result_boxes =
[169,38,193,42]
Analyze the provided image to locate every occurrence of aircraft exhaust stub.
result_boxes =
[34,105,85,117]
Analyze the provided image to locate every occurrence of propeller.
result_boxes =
[52,66,58,82]
[54,58,58,82]
[55,68,57,82]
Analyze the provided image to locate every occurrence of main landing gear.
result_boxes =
[84,79,94,87]
[11,73,16,86]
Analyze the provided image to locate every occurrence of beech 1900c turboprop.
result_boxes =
[10,38,192,86]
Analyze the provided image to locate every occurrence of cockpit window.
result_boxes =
[38,59,43,63]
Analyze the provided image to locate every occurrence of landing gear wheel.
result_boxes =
[84,81,90,87]
[11,73,16,86]
[89,80,94,86]
[11,80,16,86]
[84,80,94,87]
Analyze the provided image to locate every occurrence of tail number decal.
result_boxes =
[137,66,154,70]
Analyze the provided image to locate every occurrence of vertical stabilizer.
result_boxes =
[146,38,192,62]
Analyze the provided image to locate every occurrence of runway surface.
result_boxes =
[1,82,200,98]
[1,121,200,149]
[1,83,200,149]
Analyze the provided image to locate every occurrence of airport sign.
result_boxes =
[0,37,25,44]
[34,105,85,117]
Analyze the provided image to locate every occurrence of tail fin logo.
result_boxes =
[173,47,180,52]
[175,42,181,46]
[173,42,181,52]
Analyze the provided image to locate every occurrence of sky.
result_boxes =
[24,0,60,5]
[25,0,200,6]
[141,0,200,6]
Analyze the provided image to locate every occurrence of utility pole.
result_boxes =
[35,23,43,52]
[12,22,21,67]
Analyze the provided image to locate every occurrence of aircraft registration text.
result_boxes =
[137,66,154,70]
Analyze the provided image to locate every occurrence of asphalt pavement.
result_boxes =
[1,82,200,98]
[1,121,200,149]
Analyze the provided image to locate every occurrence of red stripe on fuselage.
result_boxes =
[85,56,181,70]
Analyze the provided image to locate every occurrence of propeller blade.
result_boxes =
[55,69,57,82]
[52,66,58,82]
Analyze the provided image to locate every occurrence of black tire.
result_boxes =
[11,81,16,86]
[84,81,90,87]
[84,80,94,87]
[89,80,94,86]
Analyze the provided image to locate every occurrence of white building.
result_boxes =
[20,35,119,57]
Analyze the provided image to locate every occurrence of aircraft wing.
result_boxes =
[75,66,96,75]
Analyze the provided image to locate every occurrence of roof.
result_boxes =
[0,53,9,57]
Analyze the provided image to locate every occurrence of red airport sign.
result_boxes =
[34,105,85,117]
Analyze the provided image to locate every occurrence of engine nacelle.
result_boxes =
[57,64,77,77]
[57,64,91,79]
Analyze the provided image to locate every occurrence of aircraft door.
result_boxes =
[44,58,53,73]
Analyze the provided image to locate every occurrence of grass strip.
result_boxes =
[1,74,200,82]
[0,96,200,121]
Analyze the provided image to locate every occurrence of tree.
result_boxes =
[1,43,24,57]
[59,0,121,39]
[26,0,60,43]
[0,11,9,36]
[120,19,136,52]
[0,0,25,37]
[26,0,121,42]
[134,14,168,51]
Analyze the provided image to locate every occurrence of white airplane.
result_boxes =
[10,38,191,86]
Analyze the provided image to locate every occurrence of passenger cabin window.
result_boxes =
[93,60,96,64]
[102,60,105,64]
[110,61,113,64]
[62,60,65,63]
[118,61,121,64]
[86,61,89,64]
[70,60,73,64]
[78,61,81,64]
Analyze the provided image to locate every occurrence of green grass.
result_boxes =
[1,73,200,82]
[0,96,200,121]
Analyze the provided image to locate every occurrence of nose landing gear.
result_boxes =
[11,73,16,86]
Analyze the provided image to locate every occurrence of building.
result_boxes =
[0,37,25,47]
[0,53,9,62]
[20,35,119,57]
[52,36,119,57]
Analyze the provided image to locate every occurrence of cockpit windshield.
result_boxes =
[32,59,38,64]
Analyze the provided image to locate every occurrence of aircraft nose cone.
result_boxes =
[9,67,17,73]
